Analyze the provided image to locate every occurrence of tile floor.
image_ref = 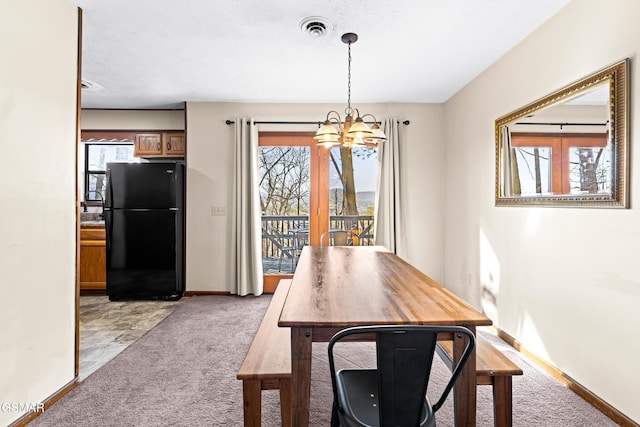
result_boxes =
[79,296,185,381]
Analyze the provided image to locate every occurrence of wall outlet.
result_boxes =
[211,206,226,216]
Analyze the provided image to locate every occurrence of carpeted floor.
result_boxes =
[79,296,185,381]
[28,295,617,426]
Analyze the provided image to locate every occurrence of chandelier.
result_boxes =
[314,33,387,148]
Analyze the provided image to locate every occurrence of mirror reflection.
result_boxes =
[495,59,628,207]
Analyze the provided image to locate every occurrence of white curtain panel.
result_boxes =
[231,118,263,296]
[374,118,407,257]
[500,125,513,196]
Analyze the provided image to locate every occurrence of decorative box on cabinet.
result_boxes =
[134,132,185,158]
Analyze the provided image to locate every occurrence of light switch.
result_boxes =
[211,206,226,216]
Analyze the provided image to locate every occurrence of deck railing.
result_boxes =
[261,215,374,272]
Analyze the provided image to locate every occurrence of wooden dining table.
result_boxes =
[278,245,492,426]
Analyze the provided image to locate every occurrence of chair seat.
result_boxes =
[336,369,434,427]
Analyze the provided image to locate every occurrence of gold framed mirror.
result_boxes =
[495,59,629,207]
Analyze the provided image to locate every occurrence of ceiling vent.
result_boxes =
[299,17,333,38]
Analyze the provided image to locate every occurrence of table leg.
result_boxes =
[453,326,477,426]
[290,327,312,427]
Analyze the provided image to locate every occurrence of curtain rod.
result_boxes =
[224,119,410,125]
[514,122,607,126]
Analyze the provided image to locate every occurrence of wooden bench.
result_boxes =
[437,336,523,427]
[237,279,292,427]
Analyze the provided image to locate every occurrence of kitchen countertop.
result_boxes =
[81,220,105,229]
[80,212,104,228]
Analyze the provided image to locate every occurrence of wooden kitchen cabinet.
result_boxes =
[134,132,185,158]
[164,132,185,156]
[80,226,106,293]
[134,133,163,157]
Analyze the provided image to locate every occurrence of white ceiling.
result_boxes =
[72,0,571,110]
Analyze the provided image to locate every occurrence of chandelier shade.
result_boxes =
[367,123,387,143]
[315,33,386,148]
[314,116,341,147]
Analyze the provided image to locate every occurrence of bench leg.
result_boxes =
[492,376,513,427]
[279,379,291,427]
[242,380,262,427]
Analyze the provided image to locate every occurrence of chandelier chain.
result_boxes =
[347,41,351,112]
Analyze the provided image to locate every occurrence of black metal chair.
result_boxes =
[328,325,476,427]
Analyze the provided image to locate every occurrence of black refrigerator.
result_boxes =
[104,162,185,301]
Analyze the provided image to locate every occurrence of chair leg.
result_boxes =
[278,251,284,272]
[331,401,340,427]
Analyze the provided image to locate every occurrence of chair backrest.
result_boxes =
[265,225,291,248]
[328,325,475,426]
[320,230,358,246]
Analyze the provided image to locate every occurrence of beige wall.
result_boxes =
[185,102,445,292]
[0,1,79,425]
[81,109,185,130]
[444,0,640,422]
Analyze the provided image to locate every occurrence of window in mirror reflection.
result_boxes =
[511,145,551,195]
[508,133,608,196]
[568,145,611,194]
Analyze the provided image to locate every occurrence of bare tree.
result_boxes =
[534,148,542,194]
[259,147,310,215]
[340,147,358,215]
[259,144,376,221]
[329,147,376,216]
[330,188,343,215]
[573,147,604,193]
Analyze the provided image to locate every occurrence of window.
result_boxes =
[83,143,137,203]
[81,131,142,204]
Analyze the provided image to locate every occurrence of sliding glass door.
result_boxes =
[258,132,377,291]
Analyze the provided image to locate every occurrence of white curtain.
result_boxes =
[374,118,406,257]
[231,118,263,296]
[500,125,513,196]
